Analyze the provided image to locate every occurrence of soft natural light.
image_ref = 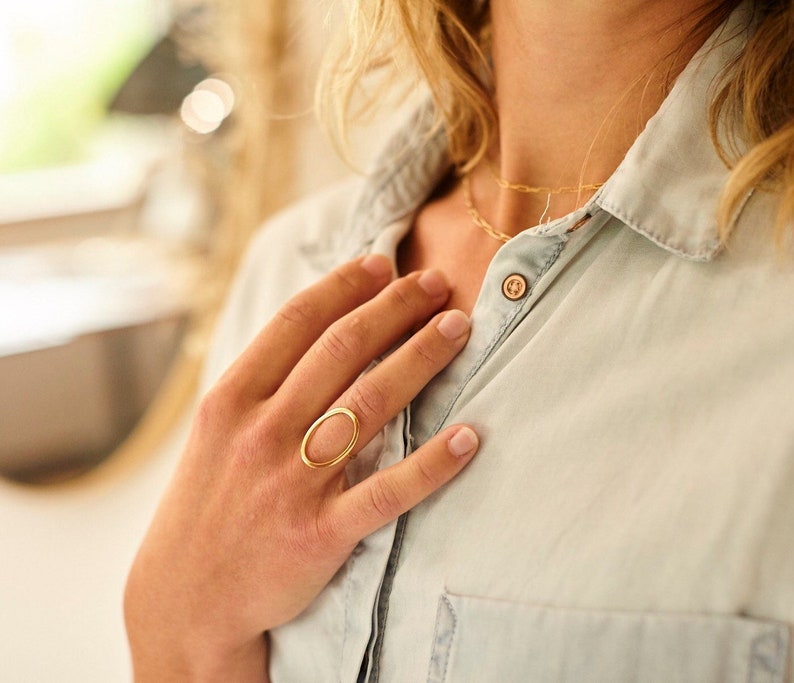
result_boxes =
[0,0,161,172]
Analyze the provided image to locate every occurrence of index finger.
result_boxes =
[222,254,394,399]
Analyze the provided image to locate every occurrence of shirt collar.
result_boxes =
[347,102,449,252]
[595,2,754,261]
[348,3,754,262]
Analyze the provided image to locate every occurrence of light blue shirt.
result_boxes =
[205,5,794,681]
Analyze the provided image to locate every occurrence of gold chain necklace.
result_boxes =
[486,161,605,195]
[461,174,515,243]
[462,172,598,244]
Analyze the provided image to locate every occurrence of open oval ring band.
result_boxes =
[300,407,361,469]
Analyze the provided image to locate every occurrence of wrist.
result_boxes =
[124,570,269,682]
[128,629,268,683]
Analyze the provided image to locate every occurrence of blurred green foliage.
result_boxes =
[0,1,156,173]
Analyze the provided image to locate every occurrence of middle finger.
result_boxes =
[299,308,471,468]
[276,269,450,418]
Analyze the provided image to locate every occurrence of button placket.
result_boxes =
[409,209,604,452]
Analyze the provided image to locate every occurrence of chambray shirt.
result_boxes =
[204,6,794,682]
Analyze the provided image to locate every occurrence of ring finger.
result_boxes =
[298,309,471,469]
[277,269,452,420]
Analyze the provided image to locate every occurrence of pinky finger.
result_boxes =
[333,425,479,544]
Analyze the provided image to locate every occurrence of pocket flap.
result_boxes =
[428,593,790,683]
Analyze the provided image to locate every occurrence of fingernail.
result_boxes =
[417,269,448,298]
[437,310,470,340]
[361,254,393,280]
[448,427,479,458]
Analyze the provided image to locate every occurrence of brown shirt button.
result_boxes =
[502,274,528,301]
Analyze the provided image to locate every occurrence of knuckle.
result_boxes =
[367,476,404,520]
[407,333,442,368]
[226,421,261,470]
[345,377,389,422]
[191,386,259,468]
[319,317,365,363]
[193,392,217,433]
[411,452,444,489]
[331,266,361,295]
[385,278,417,313]
[277,296,316,328]
[248,408,282,449]
[195,383,235,429]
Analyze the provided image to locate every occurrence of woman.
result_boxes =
[125,0,794,680]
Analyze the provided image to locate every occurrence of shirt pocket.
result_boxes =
[427,593,790,683]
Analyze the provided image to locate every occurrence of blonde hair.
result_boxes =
[317,1,493,171]
[711,1,794,244]
[318,0,794,244]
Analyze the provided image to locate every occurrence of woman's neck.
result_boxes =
[478,0,726,231]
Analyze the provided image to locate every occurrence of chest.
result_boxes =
[372,259,794,680]
[397,185,504,316]
[270,216,794,682]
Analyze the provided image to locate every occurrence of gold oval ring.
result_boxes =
[300,407,360,469]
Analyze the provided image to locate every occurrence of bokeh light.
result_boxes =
[180,76,235,134]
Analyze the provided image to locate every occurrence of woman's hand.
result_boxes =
[124,254,478,681]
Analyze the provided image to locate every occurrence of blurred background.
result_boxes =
[0,0,396,679]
